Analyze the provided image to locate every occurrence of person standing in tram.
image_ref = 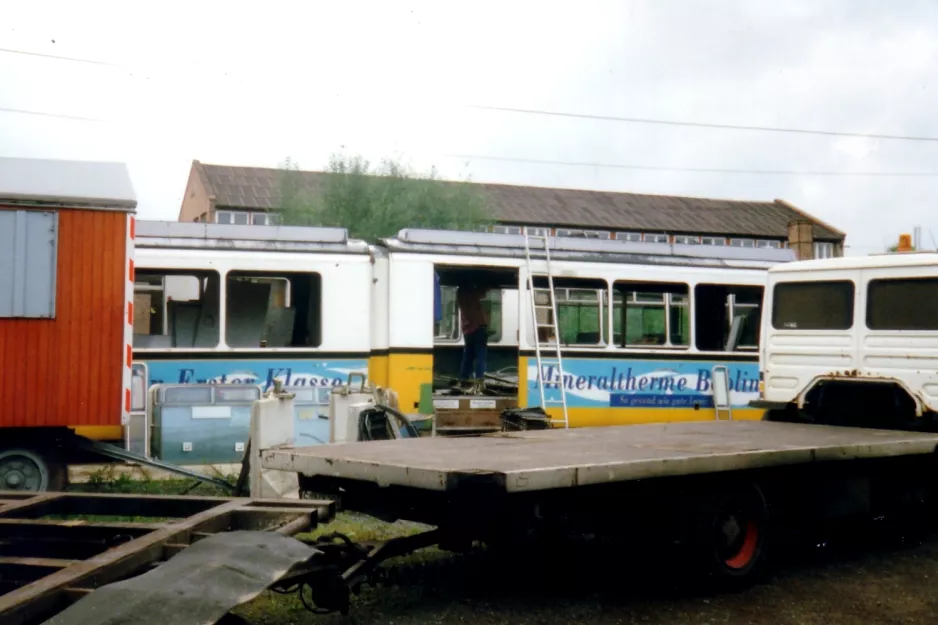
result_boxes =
[456,282,489,382]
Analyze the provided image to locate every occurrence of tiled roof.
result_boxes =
[192,160,845,240]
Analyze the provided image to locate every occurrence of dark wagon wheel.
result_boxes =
[0,449,67,492]
[690,483,771,590]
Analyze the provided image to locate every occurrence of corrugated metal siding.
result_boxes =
[0,207,127,428]
[0,210,58,318]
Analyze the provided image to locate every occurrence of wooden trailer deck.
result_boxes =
[0,491,333,625]
[260,421,938,493]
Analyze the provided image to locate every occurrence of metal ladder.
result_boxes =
[523,232,570,428]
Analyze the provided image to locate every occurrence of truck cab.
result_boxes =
[754,244,938,431]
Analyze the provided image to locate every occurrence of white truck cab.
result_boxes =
[753,242,938,431]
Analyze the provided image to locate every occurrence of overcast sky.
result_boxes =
[2,0,937,254]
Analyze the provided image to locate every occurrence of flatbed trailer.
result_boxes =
[255,419,938,613]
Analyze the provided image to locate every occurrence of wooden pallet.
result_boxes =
[0,490,334,625]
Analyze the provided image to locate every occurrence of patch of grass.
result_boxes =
[57,468,237,523]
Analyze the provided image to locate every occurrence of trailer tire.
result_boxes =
[689,482,771,591]
[0,448,67,492]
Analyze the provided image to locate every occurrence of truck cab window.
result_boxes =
[772,281,854,330]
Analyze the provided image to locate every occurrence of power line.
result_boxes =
[469,104,938,143]
[0,47,120,67]
[447,153,938,177]
[6,44,938,145]
[0,107,104,123]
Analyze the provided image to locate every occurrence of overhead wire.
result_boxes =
[3,46,938,178]
[445,153,938,177]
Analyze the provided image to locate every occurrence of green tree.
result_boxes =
[276,153,493,242]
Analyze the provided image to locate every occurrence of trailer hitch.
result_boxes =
[271,529,445,615]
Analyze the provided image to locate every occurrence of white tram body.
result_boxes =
[124,221,797,437]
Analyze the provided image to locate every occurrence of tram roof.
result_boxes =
[134,220,372,254]
[380,228,797,270]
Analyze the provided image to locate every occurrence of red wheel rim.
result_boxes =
[724,517,760,569]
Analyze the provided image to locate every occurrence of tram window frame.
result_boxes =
[612,281,690,349]
[528,276,608,347]
[224,270,323,348]
[693,283,763,352]
[434,284,504,344]
[133,269,221,349]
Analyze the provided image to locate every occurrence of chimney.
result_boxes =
[787,220,814,260]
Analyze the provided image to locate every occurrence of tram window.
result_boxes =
[553,288,605,345]
[694,284,763,352]
[225,271,322,348]
[133,270,221,348]
[436,286,503,342]
[435,285,460,341]
[483,290,503,342]
[613,282,690,348]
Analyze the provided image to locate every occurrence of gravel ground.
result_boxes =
[236,512,938,625]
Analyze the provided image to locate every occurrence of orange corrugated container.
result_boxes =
[0,158,136,441]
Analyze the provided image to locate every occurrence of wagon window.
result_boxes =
[435,286,503,343]
[133,270,221,348]
[530,277,608,346]
[771,280,854,330]
[225,271,322,348]
[613,281,690,348]
[694,284,763,352]
[867,277,938,330]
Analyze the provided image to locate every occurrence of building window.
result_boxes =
[216,210,250,225]
[756,240,782,249]
[644,233,669,244]
[523,226,550,237]
[492,225,522,235]
[615,232,642,242]
[0,210,58,319]
[814,241,835,259]
[772,280,854,330]
[133,270,221,348]
[556,228,610,239]
[700,236,727,246]
[730,238,756,248]
[673,235,700,245]
[867,278,938,331]
[252,212,280,226]
[226,271,322,347]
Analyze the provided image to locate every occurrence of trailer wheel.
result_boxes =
[690,483,771,590]
[0,449,67,492]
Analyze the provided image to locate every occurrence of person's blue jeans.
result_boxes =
[460,325,488,380]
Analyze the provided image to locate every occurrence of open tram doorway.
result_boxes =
[431,264,520,404]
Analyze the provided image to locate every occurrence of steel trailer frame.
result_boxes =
[0,491,334,625]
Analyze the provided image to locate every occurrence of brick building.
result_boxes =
[178,160,845,259]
